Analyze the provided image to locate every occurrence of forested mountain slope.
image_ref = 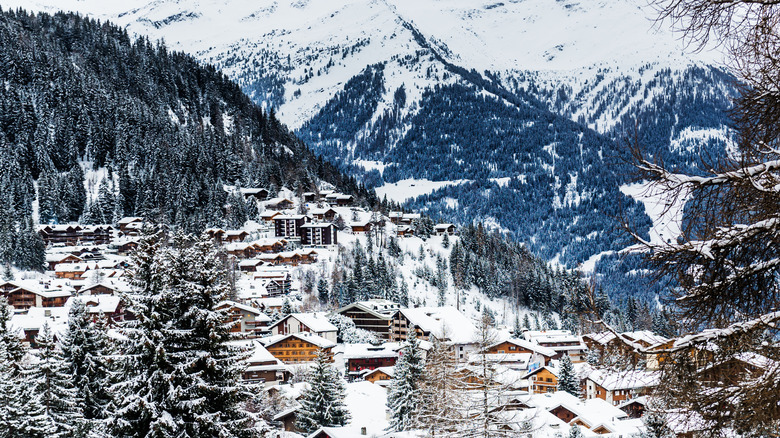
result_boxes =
[0,8,375,268]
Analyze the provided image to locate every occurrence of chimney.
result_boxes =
[361,427,367,435]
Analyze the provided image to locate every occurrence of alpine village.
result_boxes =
[0,1,778,437]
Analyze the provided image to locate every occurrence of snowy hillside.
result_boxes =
[7,0,736,300]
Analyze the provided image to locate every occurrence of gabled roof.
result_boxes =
[586,369,660,391]
[342,343,400,360]
[362,366,395,378]
[334,301,399,320]
[488,337,557,357]
[215,300,269,320]
[269,312,337,333]
[522,365,559,381]
[261,332,336,349]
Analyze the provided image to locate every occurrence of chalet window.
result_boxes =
[510,346,516,351]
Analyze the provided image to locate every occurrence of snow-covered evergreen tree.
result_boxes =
[31,322,82,436]
[294,349,350,434]
[111,231,256,437]
[0,296,24,365]
[387,330,425,431]
[569,424,584,438]
[61,299,112,422]
[557,355,580,397]
[317,277,329,304]
[641,409,674,438]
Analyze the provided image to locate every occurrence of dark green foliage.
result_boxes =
[0,8,377,241]
[294,349,350,434]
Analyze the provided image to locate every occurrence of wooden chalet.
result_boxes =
[117,217,143,233]
[484,338,556,366]
[362,366,394,385]
[324,193,353,206]
[300,223,338,246]
[242,340,291,386]
[259,211,281,223]
[116,239,140,256]
[54,263,91,280]
[38,225,83,246]
[269,312,338,343]
[349,221,372,234]
[216,300,271,337]
[584,370,659,406]
[238,259,265,274]
[262,333,336,364]
[0,281,73,310]
[46,253,83,271]
[225,242,257,259]
[334,299,399,340]
[241,188,269,201]
[434,223,456,235]
[265,197,295,211]
[252,238,287,253]
[524,366,558,394]
[310,207,337,222]
[342,343,399,378]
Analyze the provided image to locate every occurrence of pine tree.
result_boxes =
[317,277,329,305]
[513,314,522,336]
[387,330,425,431]
[111,232,256,437]
[294,349,350,434]
[61,299,112,422]
[31,323,81,436]
[569,424,584,438]
[0,296,25,365]
[557,355,580,398]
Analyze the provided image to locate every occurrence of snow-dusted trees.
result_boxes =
[294,349,350,434]
[452,314,523,438]
[417,336,461,436]
[60,299,112,424]
[621,1,780,434]
[30,323,81,436]
[387,330,425,431]
[328,314,378,344]
[110,231,256,437]
[556,356,580,398]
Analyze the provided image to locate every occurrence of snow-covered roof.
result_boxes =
[342,343,400,360]
[66,295,121,314]
[10,307,69,337]
[399,306,477,344]
[216,300,269,319]
[362,366,395,378]
[275,214,308,220]
[489,337,557,357]
[524,329,582,345]
[270,312,337,333]
[586,369,661,391]
[261,332,336,349]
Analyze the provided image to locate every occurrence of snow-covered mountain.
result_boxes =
[8,0,736,299]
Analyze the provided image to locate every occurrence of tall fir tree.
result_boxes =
[556,355,580,398]
[31,322,82,436]
[294,349,350,434]
[387,330,425,431]
[60,299,113,422]
[111,231,256,437]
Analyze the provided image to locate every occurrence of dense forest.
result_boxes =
[0,8,377,269]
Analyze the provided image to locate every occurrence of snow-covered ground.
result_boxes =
[375,178,469,203]
[620,181,687,246]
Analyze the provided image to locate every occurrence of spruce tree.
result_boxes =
[31,322,81,436]
[556,355,580,398]
[0,296,25,365]
[317,277,329,305]
[111,232,256,437]
[569,424,584,438]
[387,330,425,431]
[61,299,112,421]
[294,349,350,434]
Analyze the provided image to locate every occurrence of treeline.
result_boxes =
[0,8,377,270]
